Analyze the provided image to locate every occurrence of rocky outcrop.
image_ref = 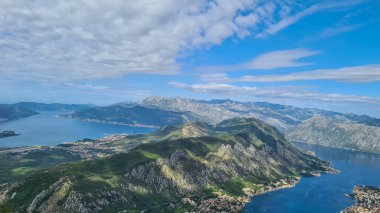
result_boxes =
[27,178,67,213]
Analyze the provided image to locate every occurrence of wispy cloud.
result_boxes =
[169,81,380,104]
[65,83,108,90]
[197,48,320,72]
[318,25,359,39]
[202,64,380,83]
[247,48,320,70]
[256,0,362,38]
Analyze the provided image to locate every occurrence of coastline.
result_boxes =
[293,141,380,156]
[60,116,160,128]
[185,177,302,212]
[241,166,339,211]
[341,186,380,213]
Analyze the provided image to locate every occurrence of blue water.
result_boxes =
[0,111,156,147]
[246,143,380,213]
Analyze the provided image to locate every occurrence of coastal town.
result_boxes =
[343,186,380,213]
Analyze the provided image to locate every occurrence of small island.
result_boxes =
[342,186,380,213]
[0,130,20,138]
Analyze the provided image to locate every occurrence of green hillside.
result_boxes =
[0,118,335,212]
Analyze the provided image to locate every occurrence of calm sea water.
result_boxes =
[0,111,155,147]
[246,143,380,213]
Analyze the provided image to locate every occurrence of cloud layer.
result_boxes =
[170,81,380,104]
[201,64,380,83]
[197,48,320,72]
[0,0,357,81]
[0,0,299,81]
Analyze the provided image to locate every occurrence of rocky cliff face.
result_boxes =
[0,118,335,212]
[287,116,380,154]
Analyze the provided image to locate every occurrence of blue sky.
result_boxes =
[1,0,380,117]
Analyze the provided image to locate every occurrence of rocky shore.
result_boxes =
[342,186,380,213]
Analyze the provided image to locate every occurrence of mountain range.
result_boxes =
[2,97,379,153]
[67,97,380,154]
[0,118,335,212]
[12,102,94,112]
[0,102,94,123]
[65,104,198,127]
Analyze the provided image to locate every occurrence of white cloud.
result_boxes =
[0,79,152,104]
[170,81,380,104]
[65,83,108,90]
[0,0,270,81]
[0,0,357,81]
[196,48,320,72]
[214,64,380,83]
[247,48,320,70]
[200,73,230,82]
[169,81,242,95]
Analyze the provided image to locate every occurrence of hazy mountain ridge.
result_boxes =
[13,102,94,112]
[0,104,38,122]
[0,102,95,123]
[142,97,380,154]
[142,96,344,130]
[66,104,200,127]
[0,118,335,212]
[286,116,380,154]
[61,96,380,154]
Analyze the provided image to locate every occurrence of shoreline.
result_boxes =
[341,186,380,213]
[187,177,302,212]
[61,116,160,128]
[293,141,380,156]
[241,167,339,211]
